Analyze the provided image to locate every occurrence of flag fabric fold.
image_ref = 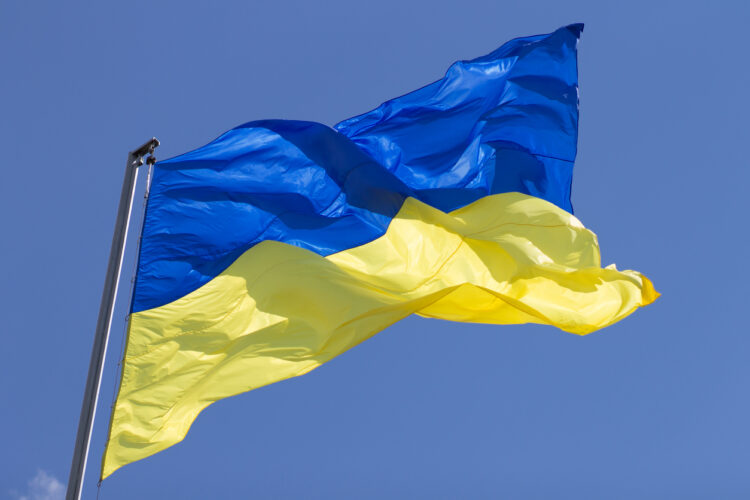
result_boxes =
[102,23,657,478]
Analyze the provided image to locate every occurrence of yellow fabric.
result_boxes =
[102,193,657,478]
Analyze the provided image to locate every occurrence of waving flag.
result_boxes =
[102,24,657,478]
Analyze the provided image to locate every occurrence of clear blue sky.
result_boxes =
[1,1,748,498]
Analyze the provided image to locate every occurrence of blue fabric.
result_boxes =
[132,24,582,313]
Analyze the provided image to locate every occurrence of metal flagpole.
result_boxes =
[66,138,159,500]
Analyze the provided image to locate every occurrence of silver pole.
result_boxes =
[66,138,159,500]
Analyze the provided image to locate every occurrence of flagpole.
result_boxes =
[66,138,159,500]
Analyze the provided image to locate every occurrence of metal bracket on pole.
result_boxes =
[66,138,159,500]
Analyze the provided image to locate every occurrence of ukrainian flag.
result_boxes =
[102,24,657,478]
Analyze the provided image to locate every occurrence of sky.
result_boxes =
[1,0,748,499]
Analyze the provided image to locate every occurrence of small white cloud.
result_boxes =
[11,470,65,500]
